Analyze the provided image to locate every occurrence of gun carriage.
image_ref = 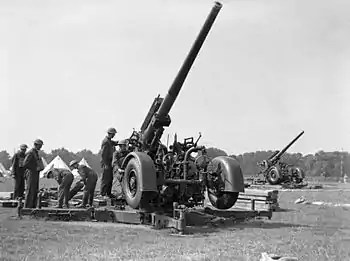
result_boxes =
[118,1,245,212]
[256,131,305,185]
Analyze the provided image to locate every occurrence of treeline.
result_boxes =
[0,148,349,178]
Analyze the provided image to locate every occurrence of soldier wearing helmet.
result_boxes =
[112,139,129,195]
[100,127,119,199]
[69,160,98,208]
[46,167,74,208]
[22,139,44,208]
[10,144,28,199]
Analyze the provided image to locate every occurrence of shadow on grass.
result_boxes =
[273,208,295,213]
[182,219,310,236]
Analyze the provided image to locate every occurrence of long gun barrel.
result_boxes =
[271,131,305,161]
[142,2,223,148]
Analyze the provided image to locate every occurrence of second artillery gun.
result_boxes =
[255,131,305,185]
[117,2,245,212]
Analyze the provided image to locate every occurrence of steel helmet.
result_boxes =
[69,160,79,168]
[20,144,28,150]
[118,139,127,145]
[34,139,44,146]
[107,127,117,134]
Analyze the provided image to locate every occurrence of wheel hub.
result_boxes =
[128,170,137,197]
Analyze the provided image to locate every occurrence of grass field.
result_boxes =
[1,181,350,261]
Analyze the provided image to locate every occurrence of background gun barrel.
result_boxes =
[157,2,222,118]
[274,131,305,159]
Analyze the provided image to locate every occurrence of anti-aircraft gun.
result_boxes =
[256,131,305,185]
[119,2,245,212]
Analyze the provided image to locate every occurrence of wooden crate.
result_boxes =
[236,189,279,211]
[234,199,278,212]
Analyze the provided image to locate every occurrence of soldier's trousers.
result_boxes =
[58,173,74,207]
[100,165,113,196]
[24,170,39,208]
[13,171,25,199]
[68,181,84,200]
[83,178,97,206]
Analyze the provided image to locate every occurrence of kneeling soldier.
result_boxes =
[46,168,74,208]
[69,160,98,208]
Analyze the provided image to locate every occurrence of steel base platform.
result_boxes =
[16,198,273,234]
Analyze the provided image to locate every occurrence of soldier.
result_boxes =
[46,168,74,208]
[100,127,119,199]
[11,144,28,199]
[112,139,128,197]
[22,139,44,208]
[69,160,98,208]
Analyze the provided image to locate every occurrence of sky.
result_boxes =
[0,0,349,156]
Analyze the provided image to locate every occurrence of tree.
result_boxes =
[0,150,12,169]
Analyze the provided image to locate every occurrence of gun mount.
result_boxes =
[256,131,305,185]
[118,2,245,212]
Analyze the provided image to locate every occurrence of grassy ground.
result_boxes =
[1,183,350,261]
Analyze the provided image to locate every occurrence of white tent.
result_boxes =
[41,157,48,168]
[79,157,91,168]
[40,155,71,178]
[0,163,11,178]
[71,157,91,178]
[0,163,6,176]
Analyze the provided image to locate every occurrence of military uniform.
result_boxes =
[48,168,74,208]
[11,147,27,199]
[112,149,128,183]
[77,165,98,207]
[23,140,44,208]
[100,135,118,197]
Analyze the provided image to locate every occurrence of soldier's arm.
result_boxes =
[112,152,118,167]
[111,140,119,146]
[22,152,33,169]
[114,152,124,171]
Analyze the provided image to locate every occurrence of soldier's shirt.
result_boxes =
[100,137,118,166]
[51,169,72,184]
[112,151,128,170]
[77,165,97,185]
[12,151,26,169]
[23,148,40,172]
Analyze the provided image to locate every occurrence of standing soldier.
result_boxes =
[112,139,128,184]
[69,160,98,208]
[11,144,28,199]
[46,168,74,208]
[100,127,118,199]
[22,139,44,208]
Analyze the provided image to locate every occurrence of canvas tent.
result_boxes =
[41,157,48,168]
[40,155,72,178]
[79,157,91,168]
[0,163,6,176]
[71,157,92,178]
[0,163,11,178]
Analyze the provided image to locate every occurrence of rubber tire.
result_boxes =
[267,166,280,185]
[207,190,239,210]
[122,157,151,210]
